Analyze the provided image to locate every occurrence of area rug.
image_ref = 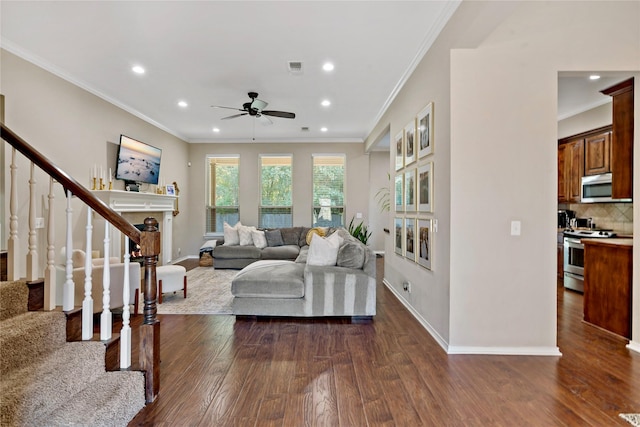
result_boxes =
[138,267,237,315]
[620,414,640,426]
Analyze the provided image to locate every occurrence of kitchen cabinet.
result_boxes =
[557,232,564,279]
[582,238,633,338]
[601,78,634,200]
[557,138,583,203]
[584,131,611,175]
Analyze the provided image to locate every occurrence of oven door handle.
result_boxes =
[564,272,583,280]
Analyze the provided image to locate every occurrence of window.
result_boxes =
[205,155,239,234]
[260,155,293,228]
[312,154,345,227]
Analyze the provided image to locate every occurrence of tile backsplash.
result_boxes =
[569,202,634,235]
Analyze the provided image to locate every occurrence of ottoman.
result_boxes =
[156,265,187,304]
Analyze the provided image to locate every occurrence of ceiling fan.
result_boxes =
[212,92,296,124]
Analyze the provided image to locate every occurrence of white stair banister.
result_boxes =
[8,147,19,281]
[43,177,56,310]
[62,190,74,311]
[100,221,112,340]
[120,235,132,368]
[82,207,94,340]
[26,162,38,281]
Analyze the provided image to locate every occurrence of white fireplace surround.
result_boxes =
[92,190,177,265]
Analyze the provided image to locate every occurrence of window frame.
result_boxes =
[259,154,293,228]
[205,154,240,236]
[311,153,346,228]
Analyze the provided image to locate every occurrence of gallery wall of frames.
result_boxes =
[394,102,434,270]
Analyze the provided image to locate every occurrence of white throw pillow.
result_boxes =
[251,230,268,249]
[238,225,256,246]
[223,221,241,246]
[306,232,343,266]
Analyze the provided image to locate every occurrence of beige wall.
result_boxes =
[366,0,640,353]
[1,49,191,268]
[185,142,371,254]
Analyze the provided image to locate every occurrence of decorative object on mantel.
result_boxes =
[172,181,180,216]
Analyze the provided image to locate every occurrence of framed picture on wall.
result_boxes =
[404,169,416,212]
[418,162,433,212]
[394,174,404,212]
[404,119,416,166]
[394,217,403,255]
[417,218,432,270]
[405,217,416,261]
[417,102,434,158]
[394,130,404,171]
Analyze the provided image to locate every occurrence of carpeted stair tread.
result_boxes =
[31,370,146,427]
[0,310,67,375]
[0,280,29,320]
[0,341,107,425]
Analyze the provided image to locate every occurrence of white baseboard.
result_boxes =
[383,278,563,357]
[383,278,449,352]
[169,254,197,264]
[627,340,640,354]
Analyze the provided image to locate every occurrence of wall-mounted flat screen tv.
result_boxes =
[115,135,162,185]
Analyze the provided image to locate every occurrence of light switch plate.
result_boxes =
[510,220,521,236]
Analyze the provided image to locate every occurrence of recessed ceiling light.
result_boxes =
[212,127,220,133]
[320,127,328,132]
[322,62,334,72]
[132,65,145,74]
[178,101,188,108]
[321,99,331,107]
[589,74,601,80]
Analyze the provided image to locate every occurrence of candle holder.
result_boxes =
[99,178,105,190]
[92,177,97,190]
[108,180,113,190]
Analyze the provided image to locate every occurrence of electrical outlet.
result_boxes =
[35,217,45,229]
[402,281,412,293]
[177,248,181,256]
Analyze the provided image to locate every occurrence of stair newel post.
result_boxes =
[139,217,160,403]
[26,162,38,281]
[82,207,94,340]
[63,190,74,311]
[120,235,132,369]
[44,177,56,310]
[100,221,112,341]
[8,147,19,281]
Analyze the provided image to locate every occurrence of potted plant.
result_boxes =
[347,217,372,245]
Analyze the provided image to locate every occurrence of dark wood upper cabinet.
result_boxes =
[584,131,611,175]
[601,78,634,199]
[557,138,583,203]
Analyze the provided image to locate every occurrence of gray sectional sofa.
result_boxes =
[220,227,376,319]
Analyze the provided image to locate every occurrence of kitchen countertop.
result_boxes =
[581,237,633,248]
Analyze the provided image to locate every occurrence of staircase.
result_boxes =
[0,278,145,425]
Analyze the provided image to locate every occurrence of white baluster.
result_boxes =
[120,235,132,368]
[26,162,38,281]
[43,177,56,310]
[62,190,74,311]
[8,148,19,280]
[82,207,94,340]
[100,221,112,340]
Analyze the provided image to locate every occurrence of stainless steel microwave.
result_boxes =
[581,172,632,203]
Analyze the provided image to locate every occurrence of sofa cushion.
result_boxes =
[299,227,312,247]
[251,230,268,249]
[265,229,284,247]
[213,245,261,260]
[306,232,343,266]
[232,260,304,298]
[295,246,309,263]
[238,225,256,246]
[223,221,241,246]
[337,241,366,269]
[281,227,302,246]
[305,227,326,245]
[261,245,300,260]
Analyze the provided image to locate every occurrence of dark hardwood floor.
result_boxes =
[128,258,640,426]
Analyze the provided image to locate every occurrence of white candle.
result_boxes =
[109,168,112,181]
[94,164,97,178]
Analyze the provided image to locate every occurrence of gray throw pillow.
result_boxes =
[336,241,365,269]
[265,229,284,247]
[281,227,301,246]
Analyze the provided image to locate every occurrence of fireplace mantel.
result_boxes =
[92,190,177,264]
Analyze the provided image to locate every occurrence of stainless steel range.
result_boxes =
[563,229,616,292]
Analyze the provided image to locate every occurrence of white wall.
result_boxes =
[1,49,191,268]
[366,0,640,354]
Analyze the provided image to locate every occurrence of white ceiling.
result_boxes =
[1,1,461,144]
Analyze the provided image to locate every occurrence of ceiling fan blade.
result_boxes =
[262,110,296,119]
[211,105,243,111]
[221,113,248,120]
